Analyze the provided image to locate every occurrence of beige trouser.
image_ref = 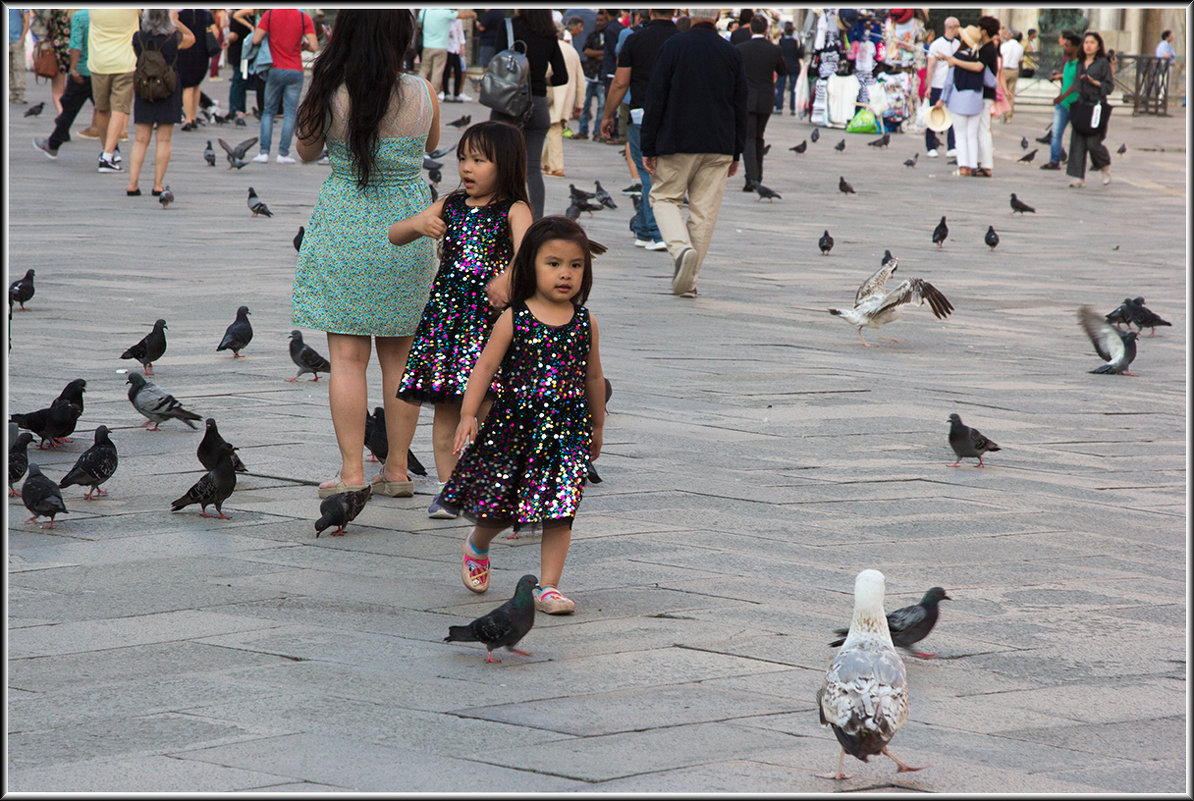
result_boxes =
[418,48,447,94]
[9,38,27,102]
[648,152,733,284]
[1001,67,1018,120]
[542,121,564,173]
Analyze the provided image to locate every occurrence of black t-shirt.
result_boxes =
[228,11,252,65]
[616,19,679,110]
[601,18,624,77]
[779,36,804,73]
[978,41,999,99]
[477,9,505,47]
[581,29,603,78]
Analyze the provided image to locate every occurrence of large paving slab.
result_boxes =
[5,60,1187,795]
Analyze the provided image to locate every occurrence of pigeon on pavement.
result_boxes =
[903,153,918,167]
[791,140,807,153]
[594,180,617,209]
[931,216,948,248]
[1017,148,1037,163]
[217,305,253,357]
[444,574,538,663]
[170,442,238,518]
[120,318,168,375]
[984,225,999,251]
[363,406,427,475]
[811,128,820,142]
[158,186,174,208]
[315,486,372,537]
[818,229,834,256]
[9,432,34,496]
[834,138,846,152]
[219,136,257,169]
[427,143,456,160]
[22,463,68,528]
[830,586,951,658]
[24,101,46,117]
[1116,143,1127,155]
[1079,305,1138,375]
[11,399,81,448]
[839,176,855,195]
[569,183,596,202]
[817,569,923,781]
[1127,297,1171,336]
[198,418,248,473]
[829,260,953,347]
[204,140,216,166]
[565,201,581,220]
[293,225,305,252]
[58,425,119,499]
[9,269,35,310]
[247,187,273,217]
[1105,298,1134,330]
[1021,136,1029,149]
[126,372,202,430]
[948,413,1001,467]
[447,114,471,128]
[1009,193,1035,214]
[287,330,332,381]
[754,183,781,202]
[55,378,86,415]
[867,132,890,148]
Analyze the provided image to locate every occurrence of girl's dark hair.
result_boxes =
[507,217,607,308]
[296,9,415,191]
[1083,31,1107,60]
[444,121,531,209]
[519,9,556,38]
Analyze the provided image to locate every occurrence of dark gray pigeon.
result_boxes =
[427,143,456,160]
[931,216,948,248]
[903,153,918,167]
[22,463,68,528]
[1009,193,1035,214]
[58,425,118,499]
[1116,143,1127,155]
[1017,148,1037,164]
[120,318,168,375]
[170,442,238,518]
[569,183,596,202]
[1079,305,1138,375]
[219,136,257,169]
[754,183,781,202]
[1127,297,1171,336]
[9,268,35,309]
[363,406,427,475]
[9,432,34,496]
[204,140,216,166]
[198,418,248,473]
[881,249,895,268]
[293,225,305,252]
[867,132,890,148]
[126,372,201,430]
[565,201,581,221]
[791,140,807,153]
[948,413,1001,467]
[247,187,272,217]
[55,378,86,415]
[159,185,174,209]
[819,229,834,256]
[447,114,471,128]
[423,155,444,172]
[1105,298,1134,330]
[984,225,999,251]
[287,330,332,381]
[24,101,46,117]
[444,574,538,663]
[315,486,372,537]
[217,305,253,357]
[839,176,855,195]
[830,586,951,658]
[1020,136,1029,149]
[810,127,820,143]
[11,399,81,448]
[594,180,617,209]
[834,138,846,152]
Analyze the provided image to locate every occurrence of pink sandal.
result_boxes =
[461,541,490,593]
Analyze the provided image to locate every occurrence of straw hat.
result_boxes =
[959,25,981,49]
[927,105,954,133]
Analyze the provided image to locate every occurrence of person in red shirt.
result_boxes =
[250,8,317,163]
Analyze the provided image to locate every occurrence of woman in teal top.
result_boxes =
[293,9,441,497]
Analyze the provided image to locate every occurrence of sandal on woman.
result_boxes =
[317,470,369,499]
[957,167,972,176]
[533,585,575,615]
[126,188,141,196]
[1101,169,1111,185]
[1068,179,1085,188]
[370,470,414,497]
[461,539,490,593]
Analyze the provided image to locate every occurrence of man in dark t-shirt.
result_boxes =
[576,12,608,139]
[475,8,505,69]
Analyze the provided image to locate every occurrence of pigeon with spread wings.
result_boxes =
[828,260,954,347]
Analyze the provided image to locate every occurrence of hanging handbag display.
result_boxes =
[34,41,59,80]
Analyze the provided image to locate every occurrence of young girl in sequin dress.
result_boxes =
[388,122,534,517]
[439,217,607,615]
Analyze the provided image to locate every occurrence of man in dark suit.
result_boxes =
[736,15,786,190]
[642,7,747,297]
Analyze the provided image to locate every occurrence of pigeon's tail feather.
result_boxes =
[170,494,192,511]
[828,308,843,317]
[828,627,849,647]
[985,443,1002,452]
[444,625,478,643]
[1090,364,1120,374]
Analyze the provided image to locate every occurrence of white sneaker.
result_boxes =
[252,153,269,163]
[946,148,957,157]
[457,92,473,102]
[633,238,647,248]
[437,92,445,101]
[926,148,939,158]
[276,154,295,164]
[641,239,667,251]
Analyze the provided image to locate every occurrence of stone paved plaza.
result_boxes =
[6,83,1188,794]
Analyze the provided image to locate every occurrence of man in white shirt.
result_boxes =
[923,16,959,158]
[1155,30,1176,60]
[999,28,1024,122]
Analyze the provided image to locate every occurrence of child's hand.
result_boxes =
[417,208,447,239]
[453,416,478,455]
[589,428,602,461]
[486,271,511,309]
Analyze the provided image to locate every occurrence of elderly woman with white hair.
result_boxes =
[124,8,195,197]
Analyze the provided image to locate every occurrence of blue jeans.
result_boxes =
[259,68,304,157]
[925,87,956,152]
[626,122,661,242]
[229,60,247,113]
[1050,102,1071,164]
[578,78,603,135]
[774,70,800,111]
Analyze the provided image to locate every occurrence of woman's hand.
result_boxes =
[415,207,446,239]
[453,416,478,455]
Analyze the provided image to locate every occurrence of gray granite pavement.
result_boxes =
[6,80,1188,794]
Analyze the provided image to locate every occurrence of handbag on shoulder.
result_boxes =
[34,41,59,81]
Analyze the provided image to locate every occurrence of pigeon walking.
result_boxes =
[218,136,257,169]
[204,140,216,166]
[569,183,596,203]
[903,153,918,167]
[9,268,35,310]
[1079,305,1138,375]
[564,201,581,220]
[830,586,951,659]
[838,176,855,195]
[55,378,87,415]
[217,305,253,357]
[984,225,999,251]
[1009,193,1035,214]
[791,140,807,153]
[315,486,372,537]
[11,399,81,448]
[1105,298,1135,330]
[171,442,238,518]
[829,260,953,347]
[9,432,34,496]
[880,249,895,268]
[198,418,248,473]
[24,101,46,117]
[444,574,538,663]
[58,425,119,499]
[817,569,923,781]
[1020,136,1029,149]
[363,406,427,475]
[158,186,174,208]
[126,372,202,430]
[247,187,272,217]
[931,216,948,248]
[120,318,168,375]
[810,128,820,143]
[1116,143,1127,155]
[818,229,834,256]
[834,138,846,152]
[287,330,331,381]
[754,183,781,202]
[867,132,890,148]
[948,413,1001,467]
[293,225,305,252]
[21,463,68,528]
[1017,148,1037,164]
[1127,297,1171,336]
[593,180,617,209]
[447,114,471,128]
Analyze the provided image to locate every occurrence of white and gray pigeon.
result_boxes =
[948,413,1001,467]
[217,305,253,357]
[120,318,168,375]
[58,425,118,499]
[816,569,923,781]
[287,330,332,381]
[594,180,617,209]
[444,574,538,663]
[315,486,372,537]
[828,260,954,347]
[170,442,238,518]
[219,136,257,169]
[1078,305,1138,375]
[247,187,273,217]
[204,139,216,166]
[158,185,174,209]
[22,463,68,529]
[126,372,202,430]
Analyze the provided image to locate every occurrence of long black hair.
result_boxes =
[507,217,607,308]
[444,121,531,209]
[296,9,415,190]
[1082,30,1107,60]
[519,9,556,39]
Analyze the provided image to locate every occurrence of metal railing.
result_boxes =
[1115,54,1173,115]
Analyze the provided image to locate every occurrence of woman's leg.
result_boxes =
[125,122,153,192]
[539,522,573,589]
[183,85,198,124]
[51,71,66,115]
[152,122,174,191]
[322,332,373,488]
[374,335,418,482]
[522,96,551,218]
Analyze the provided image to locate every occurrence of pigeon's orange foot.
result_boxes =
[285,377,299,382]
[815,771,850,781]
[484,652,501,663]
[911,651,937,659]
[509,647,531,656]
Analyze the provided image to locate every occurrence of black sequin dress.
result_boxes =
[439,301,593,527]
[397,193,514,403]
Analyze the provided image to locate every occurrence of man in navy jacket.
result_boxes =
[641,7,747,297]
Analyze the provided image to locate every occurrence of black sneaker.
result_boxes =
[33,137,58,159]
[97,155,122,172]
[621,182,641,196]
[1039,161,1060,170]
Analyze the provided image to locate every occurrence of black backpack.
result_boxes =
[134,33,178,102]
[479,19,532,123]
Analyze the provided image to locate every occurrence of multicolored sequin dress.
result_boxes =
[439,301,593,527]
[292,76,437,336]
[396,193,515,402]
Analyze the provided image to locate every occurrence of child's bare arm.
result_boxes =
[389,198,446,246]
[486,201,533,309]
[454,310,515,454]
[584,318,605,460]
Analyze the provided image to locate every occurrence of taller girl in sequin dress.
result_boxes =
[440,217,607,616]
[388,122,533,517]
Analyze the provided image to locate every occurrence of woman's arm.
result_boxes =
[454,310,515,454]
[172,11,196,49]
[295,103,326,161]
[388,197,447,246]
[423,77,441,153]
[945,53,983,72]
[584,317,605,460]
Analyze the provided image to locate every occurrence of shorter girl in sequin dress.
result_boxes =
[439,217,607,615]
[388,122,534,517]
